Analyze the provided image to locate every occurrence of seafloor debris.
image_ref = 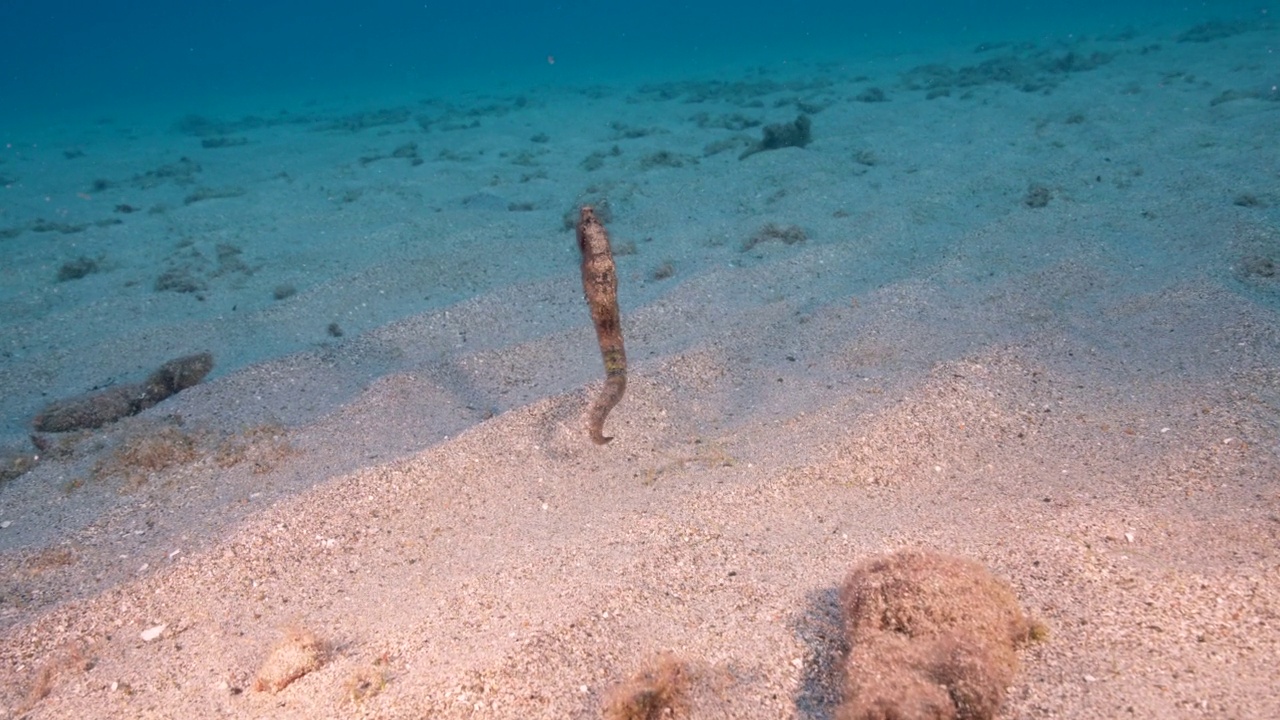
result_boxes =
[33,352,214,433]
[253,626,325,693]
[739,114,812,160]
[837,549,1042,720]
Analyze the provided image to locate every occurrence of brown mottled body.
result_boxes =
[577,206,627,444]
[32,352,214,433]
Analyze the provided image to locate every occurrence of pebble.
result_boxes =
[140,624,167,642]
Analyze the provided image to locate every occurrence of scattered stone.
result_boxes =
[56,256,101,282]
[742,222,807,252]
[852,149,879,167]
[703,137,751,157]
[132,157,201,189]
[691,112,760,131]
[836,550,1040,720]
[1177,20,1252,43]
[0,447,40,483]
[651,259,676,280]
[855,87,888,103]
[253,627,325,693]
[640,150,694,170]
[581,145,622,171]
[602,654,690,720]
[391,142,421,162]
[155,266,206,294]
[183,186,246,205]
[315,107,411,133]
[200,136,250,149]
[1209,89,1264,106]
[1240,255,1276,279]
[33,352,214,432]
[739,114,812,160]
[1024,183,1052,208]
[31,219,87,234]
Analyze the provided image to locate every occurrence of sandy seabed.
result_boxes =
[1,15,1278,720]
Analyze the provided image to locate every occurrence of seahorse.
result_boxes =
[576,206,627,444]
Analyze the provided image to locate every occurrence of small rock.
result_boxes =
[254,626,325,692]
[140,623,167,642]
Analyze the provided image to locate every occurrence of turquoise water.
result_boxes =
[0,0,1275,439]
[2,1,1265,121]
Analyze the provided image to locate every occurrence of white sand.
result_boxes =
[2,17,1278,720]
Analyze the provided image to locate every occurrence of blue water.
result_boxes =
[2,1,1265,123]
[0,0,1274,437]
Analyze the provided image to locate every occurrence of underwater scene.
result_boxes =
[1,1,1278,717]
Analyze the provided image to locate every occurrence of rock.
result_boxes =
[33,352,213,433]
